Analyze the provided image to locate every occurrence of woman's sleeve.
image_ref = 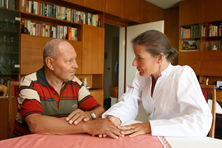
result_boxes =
[102,71,144,125]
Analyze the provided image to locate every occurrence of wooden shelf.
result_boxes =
[21,12,82,28]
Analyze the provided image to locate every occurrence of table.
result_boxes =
[165,136,222,148]
[0,133,166,148]
[1,133,222,148]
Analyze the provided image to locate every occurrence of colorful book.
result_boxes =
[35,23,39,36]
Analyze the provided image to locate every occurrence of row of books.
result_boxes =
[204,40,222,51]
[22,19,78,40]
[0,79,19,97]
[21,0,101,27]
[182,39,200,50]
[202,23,222,37]
[181,25,200,38]
[0,0,16,9]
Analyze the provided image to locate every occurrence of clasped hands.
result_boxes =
[65,109,151,139]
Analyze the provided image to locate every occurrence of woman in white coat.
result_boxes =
[102,30,212,137]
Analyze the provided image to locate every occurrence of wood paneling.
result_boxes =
[179,0,202,26]
[82,25,104,74]
[202,0,222,23]
[164,7,179,65]
[124,0,141,23]
[84,0,106,12]
[0,98,8,140]
[20,34,46,75]
[140,1,164,23]
[201,50,222,76]
[89,89,104,107]
[20,34,82,75]
[178,51,201,75]
[62,0,84,6]
[201,50,222,61]
[106,0,125,18]
[201,61,222,76]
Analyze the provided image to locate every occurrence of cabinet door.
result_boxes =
[84,0,105,12]
[178,51,201,75]
[179,0,201,26]
[0,8,20,75]
[20,35,82,75]
[124,0,141,23]
[89,89,104,107]
[82,25,104,74]
[202,0,222,22]
[106,0,125,18]
[201,50,222,76]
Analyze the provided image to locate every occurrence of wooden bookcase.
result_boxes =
[18,0,105,106]
[179,0,222,85]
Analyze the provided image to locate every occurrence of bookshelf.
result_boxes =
[18,0,105,107]
[179,0,222,86]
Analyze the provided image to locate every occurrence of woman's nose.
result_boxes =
[132,58,137,66]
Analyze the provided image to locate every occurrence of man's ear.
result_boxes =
[157,53,165,63]
[45,57,54,70]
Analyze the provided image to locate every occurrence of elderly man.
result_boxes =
[12,39,121,139]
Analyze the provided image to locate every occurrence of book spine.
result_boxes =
[64,26,67,39]
[21,0,23,11]
[57,25,60,38]
[28,0,31,13]
[83,12,86,24]
[35,23,38,36]
[45,24,48,37]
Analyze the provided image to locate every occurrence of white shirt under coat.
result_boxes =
[102,64,212,137]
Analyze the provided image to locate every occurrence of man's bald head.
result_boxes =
[43,39,73,65]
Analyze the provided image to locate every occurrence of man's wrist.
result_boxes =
[87,111,96,120]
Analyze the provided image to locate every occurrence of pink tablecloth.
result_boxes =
[0,133,169,148]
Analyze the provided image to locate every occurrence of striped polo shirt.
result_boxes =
[13,66,101,136]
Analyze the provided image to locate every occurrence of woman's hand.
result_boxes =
[107,116,121,126]
[118,122,151,137]
[66,109,91,125]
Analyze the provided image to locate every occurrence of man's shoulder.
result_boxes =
[21,72,38,85]
[70,76,82,86]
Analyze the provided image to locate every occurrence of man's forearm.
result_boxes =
[26,114,87,135]
[25,112,122,139]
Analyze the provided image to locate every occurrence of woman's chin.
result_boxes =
[139,72,146,77]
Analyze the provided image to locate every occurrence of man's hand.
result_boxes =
[85,118,123,139]
[66,109,91,125]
